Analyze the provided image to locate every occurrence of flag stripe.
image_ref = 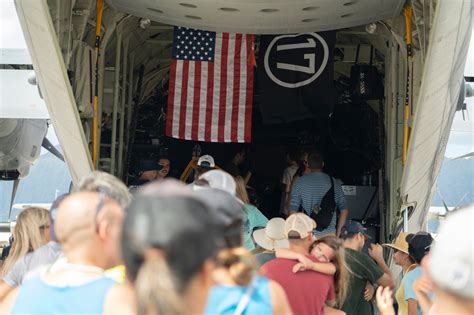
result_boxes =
[244,35,253,142]
[224,34,235,142]
[205,61,214,142]
[231,34,242,142]
[166,60,178,137]
[198,63,208,141]
[211,35,221,142]
[185,62,195,139]
[172,61,184,137]
[218,33,229,142]
[237,38,247,142]
[178,61,189,139]
[191,62,201,140]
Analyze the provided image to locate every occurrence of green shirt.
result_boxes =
[341,248,384,315]
[242,204,268,250]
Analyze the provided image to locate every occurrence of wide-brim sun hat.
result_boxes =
[382,231,410,254]
[253,218,289,251]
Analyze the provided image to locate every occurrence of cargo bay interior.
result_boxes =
[40,0,430,242]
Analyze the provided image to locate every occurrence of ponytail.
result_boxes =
[215,247,256,286]
[135,257,183,315]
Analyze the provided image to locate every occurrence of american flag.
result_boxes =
[166,26,254,143]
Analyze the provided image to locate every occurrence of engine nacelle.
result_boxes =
[0,118,48,179]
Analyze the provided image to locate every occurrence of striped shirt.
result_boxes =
[289,172,347,235]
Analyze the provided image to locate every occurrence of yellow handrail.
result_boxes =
[92,0,104,168]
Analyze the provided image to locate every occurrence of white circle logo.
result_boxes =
[264,33,329,89]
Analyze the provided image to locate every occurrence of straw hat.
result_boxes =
[382,232,410,254]
[253,218,289,251]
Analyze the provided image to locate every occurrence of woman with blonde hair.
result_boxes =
[234,176,269,251]
[1,207,50,276]
[276,235,349,311]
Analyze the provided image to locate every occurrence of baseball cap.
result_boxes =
[406,232,434,264]
[122,194,220,282]
[341,220,371,239]
[429,207,474,299]
[198,170,236,196]
[195,188,245,249]
[136,158,163,172]
[197,155,215,169]
[382,232,409,254]
[284,213,316,239]
[253,218,289,251]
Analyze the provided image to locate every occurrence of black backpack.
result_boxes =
[310,176,337,231]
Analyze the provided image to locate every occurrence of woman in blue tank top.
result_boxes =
[204,247,291,315]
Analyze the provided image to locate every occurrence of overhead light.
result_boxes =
[139,18,151,30]
[365,22,377,34]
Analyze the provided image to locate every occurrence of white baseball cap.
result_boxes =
[429,206,474,299]
[198,170,236,196]
[253,218,289,251]
[197,155,215,169]
[284,213,316,239]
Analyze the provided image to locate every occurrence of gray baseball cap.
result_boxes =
[429,206,474,299]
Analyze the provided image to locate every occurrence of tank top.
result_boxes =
[205,276,273,315]
[395,264,417,315]
[11,276,116,314]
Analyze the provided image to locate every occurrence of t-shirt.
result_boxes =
[404,266,427,315]
[242,204,268,251]
[255,252,276,267]
[282,165,298,186]
[261,256,335,315]
[341,248,384,315]
[289,172,347,235]
[3,242,63,287]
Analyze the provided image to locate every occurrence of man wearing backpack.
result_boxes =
[288,150,348,237]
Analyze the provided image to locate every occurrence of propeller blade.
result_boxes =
[437,189,450,213]
[453,152,474,160]
[42,137,64,162]
[454,192,469,210]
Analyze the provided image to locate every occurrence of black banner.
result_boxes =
[257,32,336,124]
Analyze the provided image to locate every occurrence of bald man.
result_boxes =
[0,192,135,314]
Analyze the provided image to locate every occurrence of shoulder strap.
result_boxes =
[234,279,256,315]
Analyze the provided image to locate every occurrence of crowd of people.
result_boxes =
[0,151,472,315]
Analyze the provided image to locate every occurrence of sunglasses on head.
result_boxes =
[94,189,109,232]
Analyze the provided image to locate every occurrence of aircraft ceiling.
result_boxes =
[106,0,405,34]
